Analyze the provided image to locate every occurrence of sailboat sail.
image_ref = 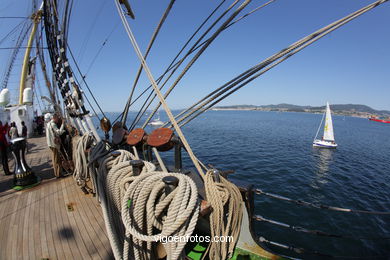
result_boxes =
[323,102,335,141]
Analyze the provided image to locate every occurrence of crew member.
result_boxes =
[46,113,65,178]
[0,121,11,175]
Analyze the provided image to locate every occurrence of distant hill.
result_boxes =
[213,104,390,118]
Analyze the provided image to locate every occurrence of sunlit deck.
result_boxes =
[0,136,113,260]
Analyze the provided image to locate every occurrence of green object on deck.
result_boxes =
[127,199,132,208]
[186,244,276,260]
[13,177,41,191]
[186,242,207,259]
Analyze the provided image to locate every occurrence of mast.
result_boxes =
[18,2,44,105]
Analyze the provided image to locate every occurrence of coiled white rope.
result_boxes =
[122,171,200,260]
[73,133,95,190]
[94,149,136,259]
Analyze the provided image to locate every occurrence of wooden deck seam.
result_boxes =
[0,136,113,260]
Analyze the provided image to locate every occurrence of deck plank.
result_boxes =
[66,176,100,259]
[22,191,33,260]
[16,191,30,260]
[80,191,113,256]
[0,193,15,259]
[32,183,43,260]
[11,192,20,260]
[0,136,113,260]
[50,178,67,260]
[61,176,93,260]
[59,179,83,260]
[55,178,74,260]
[39,180,50,259]
[70,177,110,259]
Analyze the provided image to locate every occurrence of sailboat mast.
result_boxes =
[18,2,44,105]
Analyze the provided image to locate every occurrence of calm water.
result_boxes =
[99,110,390,258]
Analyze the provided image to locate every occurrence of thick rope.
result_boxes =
[114,0,205,177]
[165,0,389,128]
[121,0,176,126]
[204,170,243,259]
[94,149,136,259]
[142,0,249,128]
[122,171,200,260]
[73,133,95,191]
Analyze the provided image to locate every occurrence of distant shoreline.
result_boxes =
[210,103,390,119]
[210,108,371,118]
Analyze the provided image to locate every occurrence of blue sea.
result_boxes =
[97,110,390,258]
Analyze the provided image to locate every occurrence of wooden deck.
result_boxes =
[0,136,113,260]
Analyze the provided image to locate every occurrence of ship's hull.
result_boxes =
[369,118,390,123]
[313,139,338,148]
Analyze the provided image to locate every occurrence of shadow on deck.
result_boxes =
[0,136,113,260]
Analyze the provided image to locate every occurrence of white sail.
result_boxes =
[323,102,335,141]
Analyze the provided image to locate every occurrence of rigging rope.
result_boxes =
[72,70,101,121]
[166,0,389,128]
[204,170,243,259]
[121,0,176,126]
[114,0,206,178]
[259,236,387,259]
[76,0,107,65]
[127,0,275,130]
[0,18,27,46]
[126,0,228,129]
[142,0,249,128]
[0,16,28,19]
[1,21,31,89]
[67,45,106,118]
[84,21,119,78]
[254,214,390,240]
[255,188,390,215]
[36,25,59,112]
[132,0,275,130]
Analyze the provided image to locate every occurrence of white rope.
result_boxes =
[114,0,205,178]
[132,146,139,160]
[73,132,95,190]
[204,170,243,259]
[94,149,136,259]
[152,147,168,172]
[122,171,200,260]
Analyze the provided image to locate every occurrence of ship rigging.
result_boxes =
[0,0,389,259]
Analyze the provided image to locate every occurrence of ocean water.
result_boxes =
[97,110,390,258]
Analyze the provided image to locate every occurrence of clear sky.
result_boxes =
[1,0,389,112]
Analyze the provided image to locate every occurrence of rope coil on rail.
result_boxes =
[73,133,95,192]
[94,148,136,259]
[122,171,200,260]
[77,136,200,260]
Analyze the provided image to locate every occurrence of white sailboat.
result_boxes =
[148,110,164,126]
[313,102,337,148]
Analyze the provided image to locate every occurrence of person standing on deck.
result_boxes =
[46,113,65,178]
[8,122,18,140]
[21,121,27,137]
[0,121,11,175]
[21,121,28,153]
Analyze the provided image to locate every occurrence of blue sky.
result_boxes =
[1,0,389,112]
